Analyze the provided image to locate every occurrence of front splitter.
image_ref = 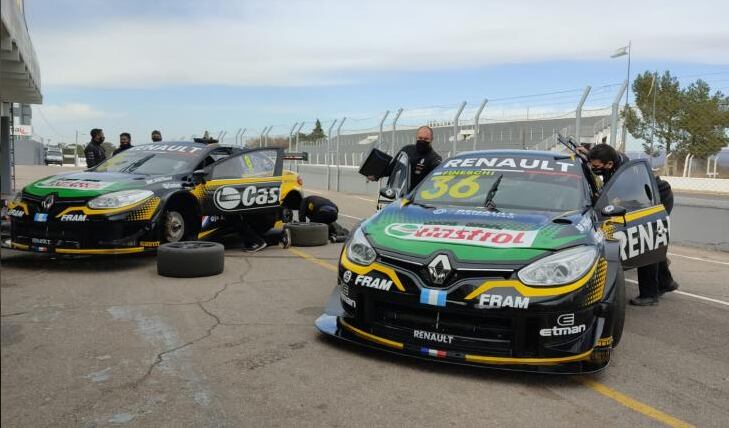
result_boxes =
[315,287,606,374]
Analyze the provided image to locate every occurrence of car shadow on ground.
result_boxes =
[0,249,157,273]
[314,333,601,389]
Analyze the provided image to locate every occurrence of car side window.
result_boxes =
[196,148,232,170]
[210,150,278,180]
[600,163,655,211]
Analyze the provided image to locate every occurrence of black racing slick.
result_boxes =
[84,141,107,168]
[393,144,442,191]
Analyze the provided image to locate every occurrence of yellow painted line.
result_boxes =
[578,378,695,428]
[287,247,338,272]
[11,242,29,250]
[289,246,694,426]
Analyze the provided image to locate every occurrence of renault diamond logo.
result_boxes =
[41,194,55,212]
[428,254,452,286]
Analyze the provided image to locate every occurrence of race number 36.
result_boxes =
[214,185,279,211]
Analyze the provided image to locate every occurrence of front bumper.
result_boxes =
[5,196,161,254]
[316,287,611,374]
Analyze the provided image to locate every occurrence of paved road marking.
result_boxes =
[289,247,695,427]
[340,213,363,220]
[578,378,695,428]
[355,196,376,203]
[625,279,729,307]
[668,252,729,267]
[305,189,327,195]
[288,247,337,272]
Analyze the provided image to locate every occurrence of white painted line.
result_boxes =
[355,196,376,203]
[340,214,363,221]
[625,278,729,307]
[668,252,729,267]
[306,189,327,195]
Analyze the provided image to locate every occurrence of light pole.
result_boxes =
[611,41,631,151]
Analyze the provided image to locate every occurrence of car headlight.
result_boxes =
[88,190,154,209]
[517,246,598,286]
[346,227,377,266]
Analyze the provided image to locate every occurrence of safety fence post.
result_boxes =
[472,99,488,151]
[452,101,466,156]
[391,108,403,155]
[326,120,338,190]
[575,86,591,144]
[377,110,390,150]
[609,81,628,147]
[336,117,347,192]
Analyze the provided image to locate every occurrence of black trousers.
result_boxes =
[636,260,674,298]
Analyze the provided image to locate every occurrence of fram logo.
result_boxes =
[384,223,538,248]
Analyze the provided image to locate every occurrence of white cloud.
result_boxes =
[33,0,729,88]
[37,103,108,121]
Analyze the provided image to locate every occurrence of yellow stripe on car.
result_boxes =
[54,197,156,217]
[464,261,599,300]
[339,250,406,292]
[340,319,404,350]
[55,247,145,255]
[608,204,666,225]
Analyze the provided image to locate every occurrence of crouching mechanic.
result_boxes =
[299,195,350,242]
[588,144,679,306]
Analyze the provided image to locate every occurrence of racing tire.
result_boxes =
[157,241,224,278]
[285,222,329,247]
[611,270,626,347]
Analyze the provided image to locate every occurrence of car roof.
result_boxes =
[453,149,574,160]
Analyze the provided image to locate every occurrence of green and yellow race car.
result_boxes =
[5,141,304,255]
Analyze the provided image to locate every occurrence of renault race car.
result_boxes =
[4,141,304,255]
[317,148,671,373]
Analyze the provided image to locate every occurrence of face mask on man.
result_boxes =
[415,139,431,154]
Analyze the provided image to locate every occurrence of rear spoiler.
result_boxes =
[283,152,309,161]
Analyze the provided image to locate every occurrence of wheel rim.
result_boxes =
[165,211,185,242]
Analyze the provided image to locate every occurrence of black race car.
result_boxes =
[5,141,304,254]
[317,144,670,373]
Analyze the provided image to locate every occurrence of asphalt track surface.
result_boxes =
[2,182,729,427]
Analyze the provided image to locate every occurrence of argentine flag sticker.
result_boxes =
[420,289,447,307]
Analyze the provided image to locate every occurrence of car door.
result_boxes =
[377,151,410,210]
[202,148,284,216]
[595,159,670,269]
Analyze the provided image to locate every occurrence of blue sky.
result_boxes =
[24,0,729,146]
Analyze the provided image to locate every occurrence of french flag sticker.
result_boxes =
[420,289,447,307]
[421,347,447,358]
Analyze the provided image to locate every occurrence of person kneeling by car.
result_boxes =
[299,195,350,243]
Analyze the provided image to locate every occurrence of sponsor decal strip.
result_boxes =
[384,223,538,249]
[606,204,666,225]
[465,261,598,300]
[339,250,406,291]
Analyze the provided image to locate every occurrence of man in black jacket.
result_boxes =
[299,195,350,242]
[588,144,678,306]
[113,132,133,156]
[85,128,107,168]
[368,126,442,192]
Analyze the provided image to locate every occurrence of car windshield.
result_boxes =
[413,154,585,212]
[93,147,201,175]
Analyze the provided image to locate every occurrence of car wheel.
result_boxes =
[285,222,329,247]
[163,210,187,243]
[611,270,626,347]
[157,241,224,278]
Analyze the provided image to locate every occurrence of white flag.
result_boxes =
[610,46,629,58]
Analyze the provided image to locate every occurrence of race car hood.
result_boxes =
[23,171,150,198]
[362,202,593,264]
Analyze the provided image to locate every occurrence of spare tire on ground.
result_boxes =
[157,241,225,278]
[285,222,329,247]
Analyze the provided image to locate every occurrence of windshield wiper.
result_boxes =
[120,155,154,173]
[483,174,503,211]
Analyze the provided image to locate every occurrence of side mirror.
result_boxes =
[601,205,627,217]
[192,169,208,185]
[379,186,396,199]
